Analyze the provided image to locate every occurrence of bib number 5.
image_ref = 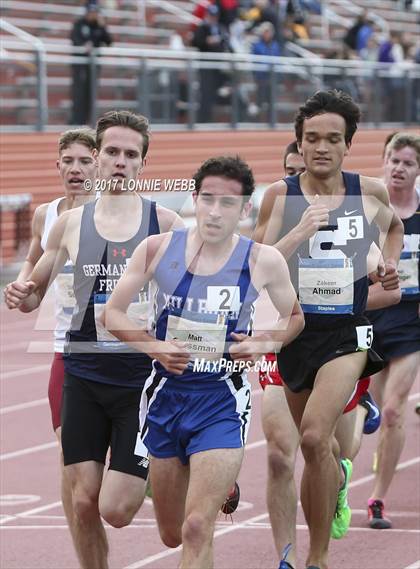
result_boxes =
[356,325,373,351]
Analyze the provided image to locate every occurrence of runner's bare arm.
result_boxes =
[253,182,287,246]
[253,181,329,259]
[156,206,185,232]
[230,245,304,362]
[366,241,401,309]
[259,246,304,349]
[5,211,71,312]
[104,233,190,373]
[16,203,48,282]
[361,176,404,284]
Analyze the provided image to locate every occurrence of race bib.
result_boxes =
[94,290,150,344]
[165,314,227,361]
[309,216,364,260]
[55,270,76,310]
[356,325,373,351]
[398,253,419,295]
[206,285,241,313]
[399,234,419,295]
[298,258,354,314]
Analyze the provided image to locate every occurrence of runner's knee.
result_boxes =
[382,402,404,428]
[72,487,100,524]
[267,440,296,479]
[182,512,212,546]
[159,525,182,548]
[300,427,330,462]
[100,501,137,528]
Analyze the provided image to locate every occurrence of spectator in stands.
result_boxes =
[360,34,379,61]
[192,4,231,122]
[70,3,112,125]
[343,10,369,54]
[215,0,239,29]
[378,31,406,122]
[192,0,213,28]
[281,0,311,41]
[251,22,281,118]
[356,16,375,55]
[243,0,283,45]
[378,30,404,64]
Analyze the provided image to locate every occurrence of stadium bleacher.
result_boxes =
[1,0,418,125]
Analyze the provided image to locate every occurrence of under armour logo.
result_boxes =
[170,261,179,269]
[113,247,127,257]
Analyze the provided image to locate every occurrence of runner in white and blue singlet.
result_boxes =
[4,129,97,566]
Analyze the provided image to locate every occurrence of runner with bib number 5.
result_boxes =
[253,90,403,569]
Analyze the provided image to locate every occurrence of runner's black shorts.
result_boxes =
[276,315,384,392]
[61,372,148,479]
[368,301,420,362]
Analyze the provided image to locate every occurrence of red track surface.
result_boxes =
[1,296,419,569]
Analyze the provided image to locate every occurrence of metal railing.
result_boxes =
[0,18,48,129]
[1,36,419,131]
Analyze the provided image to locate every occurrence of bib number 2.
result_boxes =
[206,286,241,313]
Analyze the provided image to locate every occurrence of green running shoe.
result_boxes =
[331,458,353,539]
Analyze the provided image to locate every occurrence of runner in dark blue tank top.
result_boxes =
[105,156,304,568]
[365,133,420,531]
[253,91,403,569]
[5,111,184,569]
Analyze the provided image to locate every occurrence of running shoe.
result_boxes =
[278,543,294,569]
[359,392,381,434]
[331,458,353,539]
[221,482,240,515]
[367,499,392,529]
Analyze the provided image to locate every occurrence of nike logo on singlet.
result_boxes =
[344,209,358,216]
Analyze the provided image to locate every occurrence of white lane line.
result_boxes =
[351,509,420,518]
[0,437,262,463]
[0,365,50,380]
[124,512,270,569]
[243,523,420,534]
[0,526,70,530]
[0,500,62,525]
[245,439,266,451]
[349,456,420,489]
[0,383,415,418]
[0,441,58,462]
[123,454,420,569]
[0,389,260,418]
[1,524,419,534]
[404,562,420,569]
[0,341,29,353]
[0,398,48,415]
